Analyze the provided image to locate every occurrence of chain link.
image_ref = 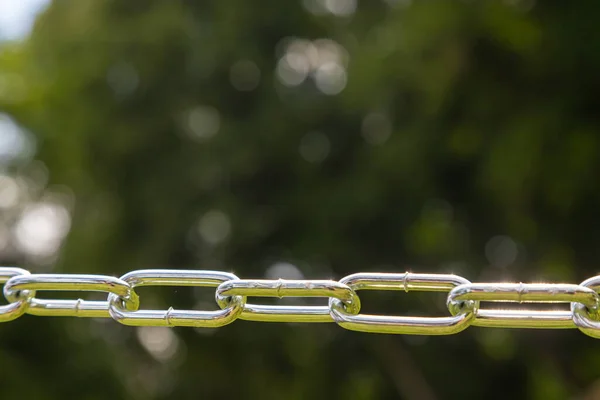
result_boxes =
[215,279,360,323]
[4,273,139,318]
[446,282,599,329]
[108,270,244,328]
[329,273,476,335]
[2,266,600,336]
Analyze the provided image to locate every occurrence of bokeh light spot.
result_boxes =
[0,174,20,209]
[0,113,35,164]
[276,38,348,93]
[265,262,305,280]
[485,235,518,268]
[302,0,357,16]
[136,327,180,363]
[14,202,71,259]
[361,112,392,145]
[277,53,310,86]
[198,209,231,245]
[314,62,347,95]
[183,106,221,141]
[324,0,357,17]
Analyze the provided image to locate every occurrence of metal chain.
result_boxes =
[3,266,600,337]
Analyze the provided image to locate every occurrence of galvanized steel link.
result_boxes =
[447,282,600,329]
[108,269,245,328]
[215,278,360,322]
[4,273,140,318]
[328,272,477,335]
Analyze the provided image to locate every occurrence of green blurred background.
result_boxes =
[1,0,600,398]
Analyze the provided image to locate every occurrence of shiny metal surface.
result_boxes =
[329,273,476,335]
[472,309,575,329]
[108,269,244,327]
[216,279,360,322]
[449,282,598,306]
[3,273,139,318]
[0,267,33,322]
[448,282,599,329]
[572,275,600,338]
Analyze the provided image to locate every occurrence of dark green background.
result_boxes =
[1,0,600,398]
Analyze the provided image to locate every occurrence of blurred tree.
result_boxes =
[1,0,600,399]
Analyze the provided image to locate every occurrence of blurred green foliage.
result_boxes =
[1,0,600,398]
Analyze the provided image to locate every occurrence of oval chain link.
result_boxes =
[447,282,600,329]
[4,274,139,318]
[215,279,360,322]
[329,273,477,335]
[108,269,244,328]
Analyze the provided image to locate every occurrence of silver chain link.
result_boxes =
[3,266,600,337]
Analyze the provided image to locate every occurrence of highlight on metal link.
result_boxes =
[108,269,245,328]
[215,278,360,323]
[2,266,600,337]
[328,272,477,335]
